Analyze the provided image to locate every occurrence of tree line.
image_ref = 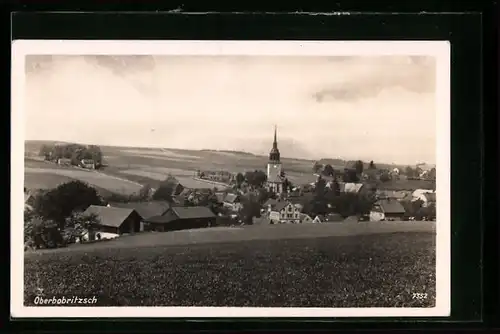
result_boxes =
[39,143,104,168]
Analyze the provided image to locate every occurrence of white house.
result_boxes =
[412,189,434,201]
[269,201,301,224]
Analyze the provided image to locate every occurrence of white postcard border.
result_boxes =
[11,40,451,318]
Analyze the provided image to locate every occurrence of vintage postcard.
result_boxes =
[11,40,450,318]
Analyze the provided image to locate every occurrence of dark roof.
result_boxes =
[325,213,344,222]
[271,201,290,212]
[171,206,216,219]
[83,205,141,228]
[224,193,240,203]
[108,201,171,219]
[375,200,406,214]
[264,198,278,207]
[288,193,314,205]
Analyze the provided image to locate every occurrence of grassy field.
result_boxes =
[24,223,436,307]
[24,158,143,195]
[24,141,435,192]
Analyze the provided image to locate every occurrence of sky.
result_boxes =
[24,55,436,165]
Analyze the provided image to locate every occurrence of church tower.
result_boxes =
[266,125,284,195]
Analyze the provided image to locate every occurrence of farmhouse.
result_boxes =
[269,201,301,224]
[107,201,171,230]
[223,193,242,212]
[144,206,216,232]
[80,159,96,169]
[369,199,406,222]
[412,189,434,200]
[82,205,142,239]
[57,158,72,166]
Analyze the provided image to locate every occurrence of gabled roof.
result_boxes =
[339,182,364,193]
[375,200,406,214]
[271,201,291,212]
[107,201,171,220]
[224,193,240,203]
[170,206,216,220]
[264,198,278,207]
[299,213,312,220]
[83,205,142,228]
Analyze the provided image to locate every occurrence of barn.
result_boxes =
[82,205,142,239]
[144,206,216,232]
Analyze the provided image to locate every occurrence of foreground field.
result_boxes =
[24,224,435,307]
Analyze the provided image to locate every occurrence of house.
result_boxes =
[57,158,72,166]
[376,190,410,201]
[268,201,301,224]
[107,201,171,231]
[420,192,436,207]
[288,193,314,213]
[214,192,226,204]
[369,199,406,221]
[143,206,216,232]
[80,159,96,169]
[412,189,434,200]
[312,215,324,224]
[82,205,143,240]
[223,193,242,212]
[264,198,279,212]
[338,182,366,194]
[299,213,313,224]
[24,192,37,208]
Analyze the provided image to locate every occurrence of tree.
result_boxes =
[322,164,335,177]
[354,160,364,175]
[328,193,373,218]
[379,172,391,182]
[369,161,376,169]
[64,211,101,243]
[405,166,415,178]
[235,173,245,188]
[427,168,436,180]
[245,170,267,188]
[312,161,323,174]
[86,145,104,168]
[239,194,261,224]
[152,177,178,202]
[343,168,359,183]
[311,176,328,215]
[33,180,103,228]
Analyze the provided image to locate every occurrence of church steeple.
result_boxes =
[269,125,280,162]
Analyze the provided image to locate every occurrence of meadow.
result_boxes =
[24,141,435,194]
[24,224,436,307]
[24,158,143,195]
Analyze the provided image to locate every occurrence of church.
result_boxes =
[266,126,286,195]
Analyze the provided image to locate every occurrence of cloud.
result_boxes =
[312,56,435,102]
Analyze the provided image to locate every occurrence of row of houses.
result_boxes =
[56,158,96,169]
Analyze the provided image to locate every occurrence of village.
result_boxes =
[24,127,436,249]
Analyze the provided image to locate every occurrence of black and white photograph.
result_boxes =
[11,40,450,318]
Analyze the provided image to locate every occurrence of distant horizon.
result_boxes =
[24,139,435,168]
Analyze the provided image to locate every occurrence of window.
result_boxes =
[287,213,293,218]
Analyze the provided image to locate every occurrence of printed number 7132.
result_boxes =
[412,293,428,300]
